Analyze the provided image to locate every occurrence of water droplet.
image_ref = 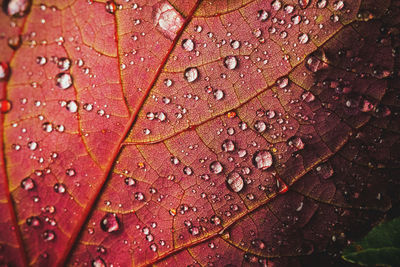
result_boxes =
[150,243,158,252]
[66,168,76,177]
[287,136,305,150]
[153,1,183,40]
[92,257,106,267]
[252,150,273,170]
[0,62,10,81]
[164,78,173,87]
[36,56,47,66]
[8,35,22,50]
[21,177,35,191]
[3,0,31,17]
[183,166,193,176]
[254,120,267,133]
[230,40,241,50]
[301,91,315,102]
[291,15,302,25]
[298,33,309,44]
[257,10,269,21]
[213,89,225,100]
[239,121,248,130]
[43,230,55,241]
[26,216,41,227]
[317,0,327,8]
[223,56,238,70]
[305,53,327,73]
[53,183,66,194]
[226,172,244,192]
[277,77,289,89]
[57,57,71,71]
[100,213,120,233]
[333,0,344,11]
[184,67,198,83]
[105,1,116,14]
[66,100,78,113]
[271,0,282,10]
[55,73,73,90]
[298,0,310,9]
[182,39,194,51]
[27,141,38,150]
[209,161,223,174]
[189,226,200,236]
[221,139,235,152]
[0,99,12,113]
[210,215,222,225]
[124,177,136,186]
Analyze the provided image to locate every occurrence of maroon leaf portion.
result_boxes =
[0,0,399,266]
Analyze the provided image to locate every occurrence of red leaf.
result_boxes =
[0,0,399,266]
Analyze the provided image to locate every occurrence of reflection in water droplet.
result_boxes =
[184,67,198,83]
[252,150,273,170]
[100,213,120,233]
[226,172,244,192]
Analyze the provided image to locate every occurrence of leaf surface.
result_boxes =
[0,0,399,266]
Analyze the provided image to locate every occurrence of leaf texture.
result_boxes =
[0,0,399,266]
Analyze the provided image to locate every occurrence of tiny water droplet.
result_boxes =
[57,57,71,71]
[53,183,66,194]
[223,56,238,70]
[182,39,195,51]
[26,216,41,227]
[43,230,55,241]
[183,166,193,176]
[124,177,136,186]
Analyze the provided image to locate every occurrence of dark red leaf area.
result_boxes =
[0,0,399,267]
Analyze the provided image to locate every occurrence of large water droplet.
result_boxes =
[3,0,31,17]
[209,161,223,174]
[100,213,120,233]
[252,150,273,170]
[223,56,238,70]
[105,1,116,14]
[55,73,73,90]
[66,100,78,113]
[213,89,225,100]
[254,120,267,133]
[184,67,198,83]
[226,172,244,192]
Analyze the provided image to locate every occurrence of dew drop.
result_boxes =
[298,0,310,9]
[124,177,136,186]
[53,183,66,194]
[182,39,195,52]
[317,0,327,8]
[298,33,309,44]
[301,91,315,102]
[257,10,269,22]
[43,230,55,242]
[276,77,289,88]
[271,0,282,10]
[36,56,47,66]
[189,226,200,236]
[230,40,241,50]
[27,141,38,150]
[184,67,198,83]
[100,213,120,233]
[3,0,31,17]
[210,215,222,225]
[92,257,106,267]
[57,57,71,71]
[221,139,235,152]
[0,62,10,81]
[21,177,35,191]
[209,161,223,174]
[66,100,78,113]
[26,216,41,227]
[8,35,22,50]
[66,168,76,177]
[0,99,12,113]
[291,15,302,25]
[223,56,238,70]
[164,78,173,87]
[254,120,267,133]
[105,1,116,14]
[287,136,305,150]
[252,150,273,170]
[183,166,193,176]
[55,73,73,90]
[213,89,225,101]
[226,172,244,193]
